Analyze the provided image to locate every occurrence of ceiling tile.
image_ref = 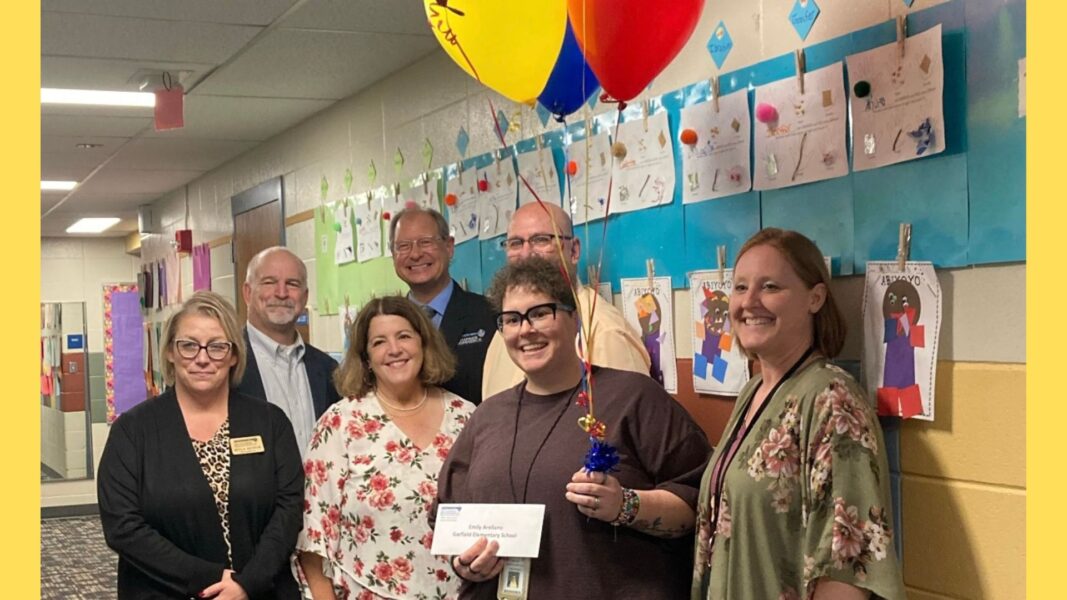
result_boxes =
[141,94,334,141]
[51,192,162,213]
[42,11,262,64]
[42,213,138,237]
[283,0,431,35]
[41,161,98,182]
[42,0,298,26]
[42,113,152,137]
[41,55,214,92]
[192,29,437,100]
[107,138,256,170]
[43,135,129,156]
[75,167,207,196]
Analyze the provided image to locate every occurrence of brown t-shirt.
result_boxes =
[435,367,713,600]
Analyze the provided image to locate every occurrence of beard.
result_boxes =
[262,303,298,326]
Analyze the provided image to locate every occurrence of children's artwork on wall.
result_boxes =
[355,192,383,262]
[679,90,752,203]
[689,270,749,396]
[445,166,480,244]
[753,62,848,190]
[516,145,562,206]
[380,188,405,258]
[406,172,441,212]
[621,276,677,393]
[847,24,945,171]
[192,243,212,291]
[566,132,612,225]
[104,283,147,423]
[477,158,518,240]
[333,201,356,265]
[164,248,181,305]
[861,261,942,421]
[611,110,676,214]
[338,302,359,355]
[314,204,340,315]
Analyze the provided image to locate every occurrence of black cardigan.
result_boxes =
[97,389,303,599]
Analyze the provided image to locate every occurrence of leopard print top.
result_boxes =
[192,419,232,566]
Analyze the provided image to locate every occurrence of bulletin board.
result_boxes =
[315,0,1024,308]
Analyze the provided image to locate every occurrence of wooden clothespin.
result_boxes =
[422,172,430,194]
[344,293,351,312]
[393,182,401,199]
[460,277,469,291]
[324,296,330,315]
[364,190,372,204]
[495,151,502,174]
[795,49,806,95]
[897,15,907,59]
[710,76,720,113]
[896,223,912,271]
[716,245,727,283]
[458,161,465,185]
[642,99,650,132]
[646,258,655,289]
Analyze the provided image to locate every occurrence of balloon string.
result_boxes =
[594,108,624,289]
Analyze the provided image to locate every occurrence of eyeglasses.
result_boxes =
[174,339,234,360]
[500,233,574,252]
[496,302,575,332]
[393,236,443,254]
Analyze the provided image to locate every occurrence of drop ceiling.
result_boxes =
[41,0,438,237]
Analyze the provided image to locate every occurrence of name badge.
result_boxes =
[230,436,265,455]
[457,329,487,347]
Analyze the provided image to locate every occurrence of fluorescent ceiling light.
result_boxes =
[41,88,155,107]
[41,180,78,191]
[66,218,121,234]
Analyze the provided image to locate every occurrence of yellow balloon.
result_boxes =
[424,0,566,105]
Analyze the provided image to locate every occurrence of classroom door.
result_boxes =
[231,176,310,343]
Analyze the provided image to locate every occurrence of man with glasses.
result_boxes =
[238,246,340,456]
[389,207,496,404]
[481,202,651,400]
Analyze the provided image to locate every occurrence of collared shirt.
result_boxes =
[408,280,455,329]
[481,285,653,400]
[246,322,315,457]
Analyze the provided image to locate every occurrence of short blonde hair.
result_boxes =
[160,291,247,386]
[334,296,456,398]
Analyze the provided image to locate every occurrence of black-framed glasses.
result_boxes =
[496,303,575,332]
[174,339,233,360]
[393,236,443,254]
[499,233,574,252]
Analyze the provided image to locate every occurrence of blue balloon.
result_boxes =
[537,19,599,121]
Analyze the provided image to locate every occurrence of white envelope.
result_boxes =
[431,503,546,558]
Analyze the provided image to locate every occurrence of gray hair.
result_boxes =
[245,246,307,288]
[389,207,450,247]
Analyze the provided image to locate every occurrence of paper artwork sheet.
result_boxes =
[846,24,945,171]
[477,159,518,240]
[861,261,941,421]
[355,192,384,263]
[445,168,480,244]
[566,132,612,225]
[380,188,406,258]
[680,90,752,203]
[753,62,848,190]
[689,270,749,396]
[406,173,441,212]
[516,146,562,207]
[333,201,356,265]
[621,277,677,394]
[611,110,676,213]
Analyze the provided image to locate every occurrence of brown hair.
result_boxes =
[735,228,846,358]
[486,256,577,311]
[333,296,456,397]
[160,291,247,386]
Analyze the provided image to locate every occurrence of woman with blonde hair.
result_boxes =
[296,296,475,600]
[98,290,304,599]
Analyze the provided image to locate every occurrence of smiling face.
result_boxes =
[730,244,826,366]
[392,211,454,293]
[505,203,580,267]
[167,313,237,397]
[366,314,424,392]
[243,249,308,336]
[500,285,578,382]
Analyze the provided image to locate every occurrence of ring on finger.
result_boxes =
[593,496,600,510]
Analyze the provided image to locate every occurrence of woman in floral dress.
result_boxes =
[692,229,906,600]
[296,296,474,600]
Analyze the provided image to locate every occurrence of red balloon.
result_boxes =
[568,0,705,102]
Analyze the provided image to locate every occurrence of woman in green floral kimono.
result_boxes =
[692,229,906,600]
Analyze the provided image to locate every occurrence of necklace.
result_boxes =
[376,386,429,414]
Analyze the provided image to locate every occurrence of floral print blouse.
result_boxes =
[295,390,474,600]
[692,359,906,600]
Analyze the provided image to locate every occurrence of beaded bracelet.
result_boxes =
[610,487,640,527]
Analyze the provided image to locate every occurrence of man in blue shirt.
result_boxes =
[389,207,495,404]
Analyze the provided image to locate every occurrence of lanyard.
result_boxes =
[508,380,579,504]
[707,347,816,529]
